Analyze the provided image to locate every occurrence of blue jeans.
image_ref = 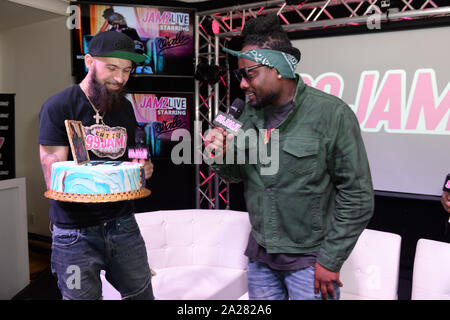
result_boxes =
[248,261,340,300]
[50,214,154,300]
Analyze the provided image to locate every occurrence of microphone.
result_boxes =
[227,98,245,120]
[443,174,450,192]
[128,125,149,160]
[207,98,245,158]
[443,174,450,226]
[212,98,245,134]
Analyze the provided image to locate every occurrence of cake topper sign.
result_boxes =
[65,120,90,165]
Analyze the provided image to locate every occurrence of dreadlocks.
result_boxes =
[242,14,301,62]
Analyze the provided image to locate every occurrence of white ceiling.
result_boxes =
[0,0,64,32]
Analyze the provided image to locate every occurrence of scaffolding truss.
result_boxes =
[194,0,450,209]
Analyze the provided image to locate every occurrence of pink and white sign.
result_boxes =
[301,69,450,134]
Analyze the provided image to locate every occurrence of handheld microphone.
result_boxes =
[443,174,450,192]
[212,98,245,134]
[207,98,245,158]
[128,126,149,160]
[443,174,450,225]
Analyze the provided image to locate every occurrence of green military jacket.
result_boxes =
[211,75,374,272]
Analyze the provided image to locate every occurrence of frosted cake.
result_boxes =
[44,160,150,203]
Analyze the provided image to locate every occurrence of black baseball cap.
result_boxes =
[88,31,146,63]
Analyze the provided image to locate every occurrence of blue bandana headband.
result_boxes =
[223,47,298,79]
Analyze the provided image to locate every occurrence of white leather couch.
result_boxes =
[101,212,403,300]
[411,238,450,300]
[238,228,402,300]
[101,209,251,300]
[340,228,402,300]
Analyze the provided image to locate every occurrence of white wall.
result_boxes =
[0,33,14,93]
[0,178,29,299]
[1,16,73,236]
[0,34,3,90]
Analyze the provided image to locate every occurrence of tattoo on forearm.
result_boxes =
[41,153,59,189]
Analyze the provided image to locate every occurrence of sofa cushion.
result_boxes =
[152,266,248,300]
[136,210,251,270]
[101,209,252,300]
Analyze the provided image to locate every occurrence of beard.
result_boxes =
[249,91,278,110]
[88,68,127,114]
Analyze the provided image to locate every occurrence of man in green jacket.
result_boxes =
[204,14,374,300]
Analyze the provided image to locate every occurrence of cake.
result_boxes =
[44,160,151,203]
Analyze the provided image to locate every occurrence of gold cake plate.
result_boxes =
[44,188,151,203]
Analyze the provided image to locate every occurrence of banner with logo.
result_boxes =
[127,92,192,159]
[72,3,195,77]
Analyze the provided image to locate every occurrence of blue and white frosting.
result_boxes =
[50,161,142,194]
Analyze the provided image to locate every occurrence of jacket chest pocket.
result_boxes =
[282,138,320,175]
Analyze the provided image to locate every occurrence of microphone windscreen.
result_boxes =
[135,126,146,146]
[228,98,245,119]
[129,126,149,160]
[443,174,450,192]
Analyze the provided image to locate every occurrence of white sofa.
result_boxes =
[101,213,403,300]
[239,228,402,300]
[101,209,251,300]
[411,238,450,300]
[339,228,402,300]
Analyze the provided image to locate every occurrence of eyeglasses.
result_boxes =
[233,64,266,82]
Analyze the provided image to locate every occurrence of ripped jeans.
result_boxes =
[50,214,154,300]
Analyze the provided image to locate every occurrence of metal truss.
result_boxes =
[194,0,450,209]
[194,14,231,209]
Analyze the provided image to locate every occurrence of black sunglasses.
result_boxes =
[233,64,266,82]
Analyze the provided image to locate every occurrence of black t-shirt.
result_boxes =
[38,84,138,228]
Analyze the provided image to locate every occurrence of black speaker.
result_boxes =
[194,62,223,85]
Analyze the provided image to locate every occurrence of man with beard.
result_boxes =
[38,31,154,300]
[204,14,374,300]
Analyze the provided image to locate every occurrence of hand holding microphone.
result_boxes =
[203,98,245,158]
[204,127,235,158]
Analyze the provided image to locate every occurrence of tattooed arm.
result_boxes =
[39,145,69,189]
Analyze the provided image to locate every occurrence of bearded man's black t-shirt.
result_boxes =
[38,85,138,228]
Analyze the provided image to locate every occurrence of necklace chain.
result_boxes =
[80,83,105,125]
